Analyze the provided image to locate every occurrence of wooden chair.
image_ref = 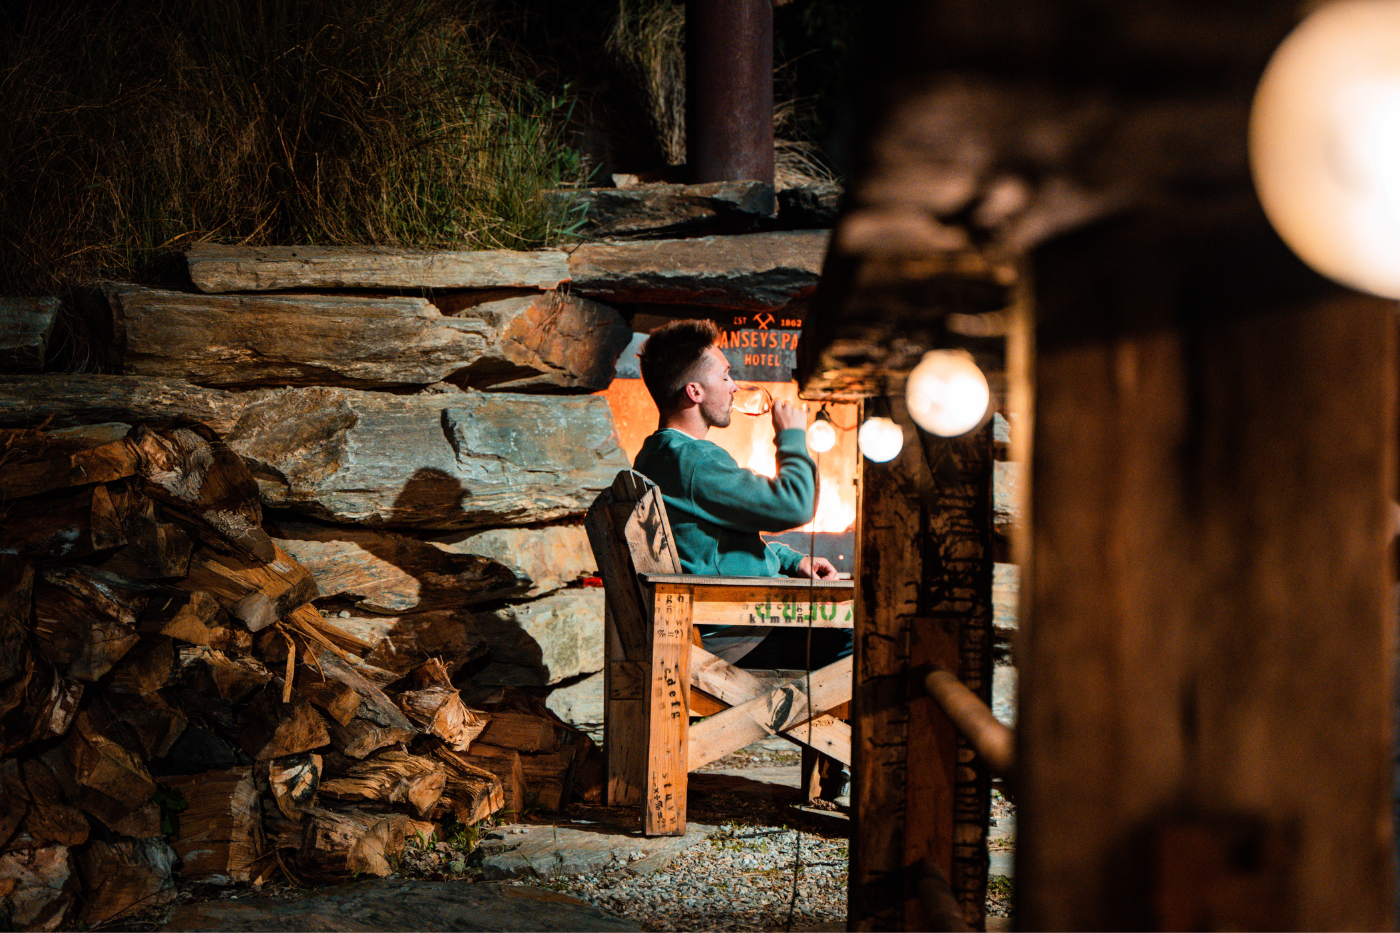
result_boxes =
[585,470,854,836]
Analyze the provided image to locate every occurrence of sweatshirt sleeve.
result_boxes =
[767,540,807,575]
[683,427,816,532]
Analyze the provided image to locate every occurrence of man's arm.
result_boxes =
[686,427,816,531]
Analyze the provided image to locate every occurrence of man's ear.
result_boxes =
[682,381,704,405]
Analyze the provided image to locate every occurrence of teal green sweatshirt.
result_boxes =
[632,427,815,577]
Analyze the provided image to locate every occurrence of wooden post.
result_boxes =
[851,404,995,930]
[644,588,691,836]
[1020,211,1397,929]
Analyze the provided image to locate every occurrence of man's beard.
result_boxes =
[701,397,731,428]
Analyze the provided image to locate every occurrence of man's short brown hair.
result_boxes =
[637,318,721,412]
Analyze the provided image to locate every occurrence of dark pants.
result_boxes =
[734,627,852,671]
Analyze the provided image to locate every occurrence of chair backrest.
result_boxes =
[584,470,683,658]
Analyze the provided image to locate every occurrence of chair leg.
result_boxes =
[643,589,691,836]
[801,746,821,803]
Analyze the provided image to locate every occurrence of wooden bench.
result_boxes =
[585,470,854,836]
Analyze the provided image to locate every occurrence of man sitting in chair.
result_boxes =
[631,319,847,670]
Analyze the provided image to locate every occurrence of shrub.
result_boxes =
[0,0,584,294]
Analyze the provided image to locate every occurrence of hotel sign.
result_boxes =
[713,311,803,382]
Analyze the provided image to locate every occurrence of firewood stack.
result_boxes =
[0,422,597,931]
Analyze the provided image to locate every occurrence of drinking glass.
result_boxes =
[732,383,773,416]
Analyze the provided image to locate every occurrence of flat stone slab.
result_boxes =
[476,822,713,881]
[545,181,775,239]
[0,297,61,369]
[160,878,637,931]
[187,244,570,293]
[568,230,830,311]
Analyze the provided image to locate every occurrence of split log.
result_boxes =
[4,761,88,852]
[43,736,159,838]
[106,637,174,696]
[0,430,140,499]
[99,694,188,759]
[163,768,263,884]
[272,522,526,614]
[322,609,487,678]
[0,297,61,370]
[0,760,29,851]
[128,424,273,563]
[76,838,177,928]
[31,567,145,682]
[267,753,321,821]
[180,545,316,633]
[395,686,487,752]
[1,661,83,754]
[442,291,632,392]
[430,747,506,825]
[111,285,495,389]
[0,557,33,687]
[463,745,528,816]
[97,497,194,580]
[2,482,141,561]
[65,711,157,813]
[287,648,417,759]
[292,670,360,727]
[139,589,249,653]
[475,710,562,754]
[0,845,77,932]
[319,749,446,817]
[186,243,570,293]
[295,807,434,882]
[567,230,829,310]
[172,644,272,703]
[238,689,329,761]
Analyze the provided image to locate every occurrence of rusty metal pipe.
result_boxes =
[923,664,1016,780]
[685,0,774,185]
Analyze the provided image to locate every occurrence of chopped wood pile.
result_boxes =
[0,422,599,931]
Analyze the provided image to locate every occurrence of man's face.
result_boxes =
[693,346,737,428]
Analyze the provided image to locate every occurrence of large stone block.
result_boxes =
[432,524,595,597]
[0,298,61,370]
[472,589,605,686]
[110,286,493,389]
[225,386,629,530]
[567,230,830,310]
[186,244,569,293]
[543,181,775,239]
[0,377,630,530]
[273,522,528,613]
[444,292,631,392]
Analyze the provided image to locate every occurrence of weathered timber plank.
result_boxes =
[1020,214,1396,930]
[648,580,853,628]
[687,655,852,770]
[688,646,851,764]
[568,231,829,311]
[110,285,493,388]
[851,409,994,932]
[643,589,689,836]
[186,243,569,293]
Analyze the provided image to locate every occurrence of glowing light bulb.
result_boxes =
[858,417,904,462]
[905,350,991,437]
[1250,0,1400,297]
[807,417,837,453]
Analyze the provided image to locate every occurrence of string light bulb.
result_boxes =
[1250,0,1400,297]
[904,349,991,437]
[807,410,837,453]
[858,416,904,462]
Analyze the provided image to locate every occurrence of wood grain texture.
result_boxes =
[1021,213,1397,930]
[643,589,690,836]
[850,411,994,932]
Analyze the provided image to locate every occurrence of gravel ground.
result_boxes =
[531,822,849,932]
